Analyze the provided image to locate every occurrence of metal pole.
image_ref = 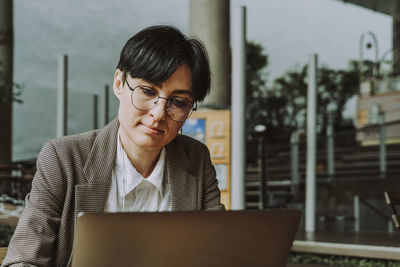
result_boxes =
[258,135,266,209]
[101,84,110,127]
[354,195,360,232]
[379,111,386,178]
[306,54,317,232]
[388,220,394,233]
[291,129,300,193]
[57,54,68,137]
[231,6,246,210]
[93,94,99,129]
[327,113,335,179]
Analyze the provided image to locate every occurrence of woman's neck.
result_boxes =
[119,134,162,178]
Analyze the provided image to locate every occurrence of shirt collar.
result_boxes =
[116,129,166,197]
[146,148,166,195]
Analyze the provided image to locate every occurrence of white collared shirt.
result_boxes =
[104,135,171,212]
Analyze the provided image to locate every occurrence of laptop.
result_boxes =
[72,210,301,267]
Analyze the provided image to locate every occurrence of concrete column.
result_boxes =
[0,0,13,165]
[306,54,317,232]
[190,0,230,108]
[393,2,400,74]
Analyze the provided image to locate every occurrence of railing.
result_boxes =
[288,118,400,183]
[353,195,394,232]
[248,115,400,231]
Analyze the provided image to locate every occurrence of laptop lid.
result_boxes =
[72,210,301,267]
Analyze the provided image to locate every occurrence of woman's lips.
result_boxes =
[141,124,164,135]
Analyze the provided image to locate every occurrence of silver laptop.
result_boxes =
[72,210,301,267]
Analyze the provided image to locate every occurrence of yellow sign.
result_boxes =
[182,109,231,209]
[357,109,369,126]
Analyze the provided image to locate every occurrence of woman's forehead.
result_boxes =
[129,64,193,93]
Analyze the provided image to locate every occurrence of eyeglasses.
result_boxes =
[126,81,197,122]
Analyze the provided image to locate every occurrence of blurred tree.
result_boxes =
[271,61,360,133]
[245,41,270,134]
[318,60,360,132]
[246,41,268,100]
[245,42,310,163]
[245,41,290,163]
[244,41,360,162]
[0,71,23,104]
[269,65,308,130]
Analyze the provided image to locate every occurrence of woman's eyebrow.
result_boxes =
[172,89,192,96]
[135,78,158,88]
[140,82,192,96]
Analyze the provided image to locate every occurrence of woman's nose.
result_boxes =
[149,97,168,121]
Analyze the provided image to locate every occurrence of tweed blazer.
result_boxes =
[3,119,224,267]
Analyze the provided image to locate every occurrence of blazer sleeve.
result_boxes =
[201,144,225,211]
[3,142,66,267]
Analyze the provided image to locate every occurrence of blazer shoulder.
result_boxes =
[45,129,101,157]
[168,134,210,166]
[173,134,208,152]
[45,119,119,154]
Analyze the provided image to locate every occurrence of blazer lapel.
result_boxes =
[165,140,197,211]
[77,119,119,213]
[74,184,110,213]
[76,120,198,212]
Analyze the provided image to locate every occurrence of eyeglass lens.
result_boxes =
[131,85,194,122]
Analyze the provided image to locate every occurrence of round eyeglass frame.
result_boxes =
[125,81,197,122]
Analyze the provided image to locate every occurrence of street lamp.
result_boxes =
[359,31,380,79]
[254,124,267,209]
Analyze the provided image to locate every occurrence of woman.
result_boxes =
[3,25,224,267]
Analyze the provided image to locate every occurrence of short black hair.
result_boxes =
[117,25,211,102]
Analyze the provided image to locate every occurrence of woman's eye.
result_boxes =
[141,87,157,97]
[172,97,189,108]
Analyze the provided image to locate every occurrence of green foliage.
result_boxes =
[317,60,360,133]
[0,224,15,247]
[245,43,360,142]
[289,252,400,267]
[244,42,360,162]
[0,60,24,104]
[268,64,308,130]
[269,60,359,133]
[246,41,269,101]
[245,41,271,135]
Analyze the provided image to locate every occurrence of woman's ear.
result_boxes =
[113,69,123,99]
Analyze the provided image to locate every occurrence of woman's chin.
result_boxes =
[133,138,163,152]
